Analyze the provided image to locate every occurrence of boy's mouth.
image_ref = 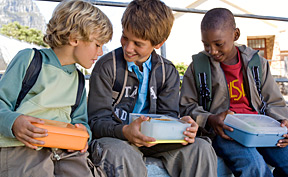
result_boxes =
[125,53,137,58]
[213,54,223,60]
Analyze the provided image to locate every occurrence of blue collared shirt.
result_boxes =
[127,55,152,113]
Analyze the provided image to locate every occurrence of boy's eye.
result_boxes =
[216,43,223,47]
[203,43,209,47]
[96,44,101,47]
[134,42,141,47]
[121,35,127,40]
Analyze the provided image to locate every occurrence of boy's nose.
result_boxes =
[98,47,103,56]
[209,47,218,55]
[124,42,134,53]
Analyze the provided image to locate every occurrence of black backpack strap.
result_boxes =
[192,52,212,111]
[71,69,85,116]
[15,48,42,111]
[112,48,128,107]
[248,52,266,114]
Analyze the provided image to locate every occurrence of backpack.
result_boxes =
[14,48,85,116]
[111,47,166,107]
[192,51,267,114]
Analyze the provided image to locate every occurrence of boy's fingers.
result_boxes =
[223,124,233,132]
[23,134,45,145]
[75,123,86,129]
[184,137,195,144]
[281,120,288,127]
[226,110,235,115]
[277,140,288,147]
[18,135,43,149]
[25,116,45,124]
[180,116,193,123]
[222,134,233,140]
[24,128,47,139]
[28,125,48,134]
[217,128,233,140]
[184,131,196,139]
[138,134,155,143]
[186,126,198,133]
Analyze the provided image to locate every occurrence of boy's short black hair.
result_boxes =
[201,8,235,32]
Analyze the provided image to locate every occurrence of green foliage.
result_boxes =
[174,62,188,88]
[0,22,48,47]
[174,62,188,76]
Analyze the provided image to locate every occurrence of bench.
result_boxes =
[146,156,233,177]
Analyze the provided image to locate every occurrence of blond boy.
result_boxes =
[0,0,112,176]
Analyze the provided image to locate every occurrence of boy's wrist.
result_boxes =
[207,115,214,127]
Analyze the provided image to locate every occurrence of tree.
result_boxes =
[0,22,48,47]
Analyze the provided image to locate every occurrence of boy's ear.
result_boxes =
[69,35,79,46]
[234,28,240,41]
[154,40,166,49]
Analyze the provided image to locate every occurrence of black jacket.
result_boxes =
[88,47,180,140]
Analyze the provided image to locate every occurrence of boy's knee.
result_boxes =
[194,137,214,152]
[89,138,140,161]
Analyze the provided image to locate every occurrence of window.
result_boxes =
[247,38,267,58]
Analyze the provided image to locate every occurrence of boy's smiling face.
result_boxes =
[120,28,163,67]
[201,28,240,65]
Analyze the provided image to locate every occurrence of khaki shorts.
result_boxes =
[0,146,95,177]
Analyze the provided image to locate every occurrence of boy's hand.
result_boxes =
[12,115,48,149]
[180,116,198,145]
[122,115,156,147]
[277,119,288,147]
[207,110,234,140]
[67,124,89,153]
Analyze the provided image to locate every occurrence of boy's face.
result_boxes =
[120,28,162,67]
[201,28,239,64]
[72,33,103,69]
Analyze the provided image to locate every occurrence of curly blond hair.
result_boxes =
[44,0,113,48]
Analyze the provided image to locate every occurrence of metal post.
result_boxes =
[160,43,166,58]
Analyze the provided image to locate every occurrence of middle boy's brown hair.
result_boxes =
[121,0,174,46]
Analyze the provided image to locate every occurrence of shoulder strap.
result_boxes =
[112,49,165,107]
[14,48,84,115]
[248,52,262,85]
[112,48,128,107]
[15,48,42,111]
[248,52,266,114]
[192,52,212,111]
[71,69,85,116]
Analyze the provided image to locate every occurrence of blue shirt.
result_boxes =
[127,55,152,113]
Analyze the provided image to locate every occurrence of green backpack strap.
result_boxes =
[248,52,262,84]
[192,52,212,111]
[248,52,267,114]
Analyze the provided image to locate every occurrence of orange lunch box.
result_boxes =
[31,119,89,150]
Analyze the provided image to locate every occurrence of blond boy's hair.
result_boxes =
[121,0,174,46]
[44,0,113,48]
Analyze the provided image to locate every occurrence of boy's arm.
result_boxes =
[0,49,33,137]
[179,63,212,128]
[88,58,126,140]
[258,58,288,119]
[70,88,92,142]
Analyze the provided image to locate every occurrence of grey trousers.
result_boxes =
[89,137,217,177]
[0,146,99,177]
